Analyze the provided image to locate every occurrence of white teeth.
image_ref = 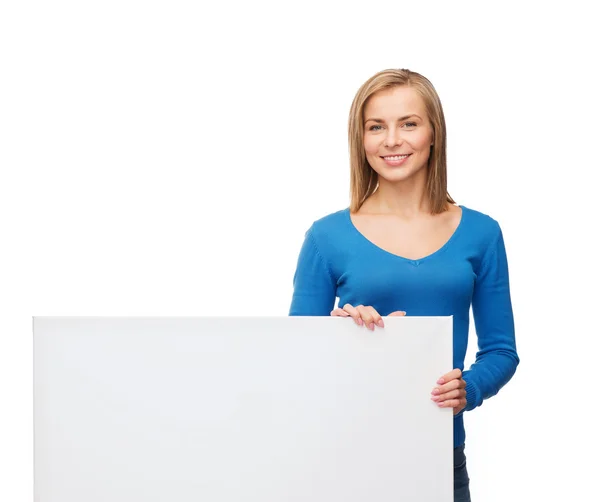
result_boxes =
[384,155,409,160]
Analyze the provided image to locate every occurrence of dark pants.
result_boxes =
[454,444,471,502]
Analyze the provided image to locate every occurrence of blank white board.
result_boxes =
[33,316,453,501]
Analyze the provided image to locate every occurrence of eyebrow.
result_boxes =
[364,114,422,123]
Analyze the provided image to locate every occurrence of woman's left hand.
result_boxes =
[431,368,467,415]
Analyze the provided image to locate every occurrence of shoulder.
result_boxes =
[460,205,503,241]
[459,206,509,268]
[306,208,351,239]
[299,208,353,262]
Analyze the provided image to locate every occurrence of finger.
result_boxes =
[365,306,384,329]
[356,305,376,331]
[436,397,467,411]
[330,308,350,317]
[436,368,462,385]
[342,304,362,326]
[388,311,407,317]
[432,378,462,395]
[431,388,465,402]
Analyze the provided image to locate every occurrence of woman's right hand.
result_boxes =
[330,304,406,331]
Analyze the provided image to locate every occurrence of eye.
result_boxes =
[368,124,383,131]
[403,122,417,128]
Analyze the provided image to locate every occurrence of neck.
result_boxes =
[366,174,432,217]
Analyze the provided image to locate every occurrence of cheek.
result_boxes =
[363,137,380,156]
[415,130,434,150]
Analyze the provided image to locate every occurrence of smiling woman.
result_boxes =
[288,68,519,502]
[363,89,434,183]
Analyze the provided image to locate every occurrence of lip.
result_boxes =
[380,153,411,166]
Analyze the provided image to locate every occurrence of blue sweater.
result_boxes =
[289,205,519,448]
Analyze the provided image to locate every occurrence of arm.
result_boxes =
[462,223,520,411]
[289,226,337,316]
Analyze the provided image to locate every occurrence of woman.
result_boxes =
[289,68,519,501]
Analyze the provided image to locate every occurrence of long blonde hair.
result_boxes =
[348,68,455,214]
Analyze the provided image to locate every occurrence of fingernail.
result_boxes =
[431,396,439,402]
[369,323,374,331]
[401,311,406,315]
[357,318,363,326]
[431,388,440,395]
[437,378,444,384]
[377,319,384,328]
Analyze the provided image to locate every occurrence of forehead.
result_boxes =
[364,86,427,118]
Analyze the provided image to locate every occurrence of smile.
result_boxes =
[381,154,411,166]
[381,154,411,160]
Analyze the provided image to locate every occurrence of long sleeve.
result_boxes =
[462,223,520,411]
[289,226,337,316]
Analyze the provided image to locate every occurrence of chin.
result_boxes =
[376,168,418,183]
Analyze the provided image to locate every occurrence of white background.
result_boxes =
[1,1,599,500]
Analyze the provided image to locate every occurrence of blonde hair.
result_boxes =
[348,68,455,214]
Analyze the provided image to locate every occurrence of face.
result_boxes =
[363,86,434,185]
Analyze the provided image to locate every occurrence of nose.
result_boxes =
[383,126,402,148]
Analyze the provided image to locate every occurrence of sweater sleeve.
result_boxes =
[462,223,520,411]
[289,226,337,316]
